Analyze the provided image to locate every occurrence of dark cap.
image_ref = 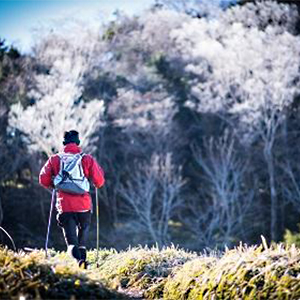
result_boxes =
[63,130,80,145]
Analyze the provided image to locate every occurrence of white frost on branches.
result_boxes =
[185,132,253,247]
[109,88,177,133]
[102,9,188,89]
[119,153,185,246]
[9,31,105,156]
[157,0,225,18]
[171,6,300,142]
[140,9,189,54]
[9,93,104,156]
[221,1,298,33]
[171,1,300,240]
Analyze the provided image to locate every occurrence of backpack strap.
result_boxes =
[78,153,85,177]
[64,154,80,172]
[58,153,64,176]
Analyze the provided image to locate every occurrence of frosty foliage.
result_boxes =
[9,31,105,156]
[157,0,227,18]
[102,9,187,90]
[221,1,299,33]
[171,2,300,143]
[9,94,104,156]
[108,88,177,133]
[139,9,189,54]
[33,21,105,69]
[103,9,188,133]
[168,1,300,241]
[158,0,298,32]
[103,14,144,78]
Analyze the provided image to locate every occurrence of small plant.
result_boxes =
[284,224,300,247]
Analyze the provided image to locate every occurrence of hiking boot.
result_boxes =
[67,245,81,261]
[78,259,88,269]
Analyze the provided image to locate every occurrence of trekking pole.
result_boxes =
[45,189,56,258]
[0,226,16,251]
[95,187,99,267]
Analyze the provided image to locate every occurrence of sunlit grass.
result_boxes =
[164,243,300,299]
[1,242,300,299]
[0,247,123,299]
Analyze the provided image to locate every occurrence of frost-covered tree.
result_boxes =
[102,87,179,238]
[9,30,105,156]
[103,9,188,90]
[171,1,300,240]
[119,153,185,246]
[156,0,235,18]
[101,8,187,162]
[182,133,254,248]
[221,1,299,33]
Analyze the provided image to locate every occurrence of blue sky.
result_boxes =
[0,0,155,53]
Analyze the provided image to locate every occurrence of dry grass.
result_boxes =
[164,243,300,299]
[89,245,197,299]
[1,242,300,299]
[0,247,123,299]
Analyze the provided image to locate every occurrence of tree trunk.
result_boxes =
[264,146,278,241]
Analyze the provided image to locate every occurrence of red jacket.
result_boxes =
[39,143,105,213]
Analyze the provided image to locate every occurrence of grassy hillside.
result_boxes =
[1,242,300,299]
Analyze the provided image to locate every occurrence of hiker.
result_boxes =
[39,130,105,267]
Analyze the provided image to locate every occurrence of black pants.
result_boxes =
[57,211,91,248]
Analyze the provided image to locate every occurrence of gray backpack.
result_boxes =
[53,153,90,194]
